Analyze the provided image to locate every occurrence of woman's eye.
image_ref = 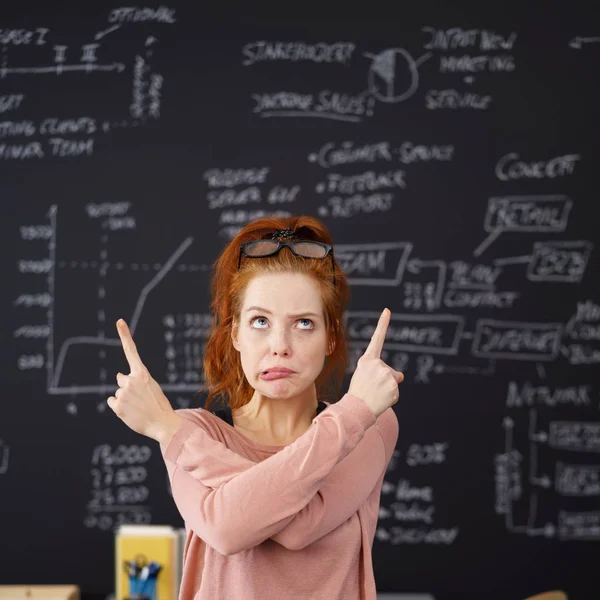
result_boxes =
[251,316,268,328]
[250,317,314,329]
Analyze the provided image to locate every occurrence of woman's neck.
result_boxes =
[232,392,318,440]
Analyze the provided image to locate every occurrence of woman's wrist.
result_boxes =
[153,412,184,446]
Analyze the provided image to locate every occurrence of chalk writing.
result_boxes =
[496,153,580,180]
[425,89,492,110]
[108,7,176,24]
[346,311,464,355]
[252,90,369,122]
[559,511,600,540]
[549,422,600,452]
[242,41,355,66]
[506,382,592,408]
[422,28,517,51]
[309,141,393,168]
[485,195,572,232]
[439,55,515,73]
[316,170,406,194]
[0,28,49,45]
[527,241,592,283]
[0,439,9,475]
[0,94,25,113]
[473,321,562,360]
[556,463,600,496]
[85,443,153,531]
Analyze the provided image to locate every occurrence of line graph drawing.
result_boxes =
[44,205,205,396]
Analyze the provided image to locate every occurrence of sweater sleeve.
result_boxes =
[273,405,399,549]
[162,404,398,550]
[160,392,376,555]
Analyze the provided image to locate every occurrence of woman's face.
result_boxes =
[232,272,332,400]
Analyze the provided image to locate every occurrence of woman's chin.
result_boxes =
[258,384,292,398]
[255,378,302,398]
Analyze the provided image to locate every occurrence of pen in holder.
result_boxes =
[123,555,161,600]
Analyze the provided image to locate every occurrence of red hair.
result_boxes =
[201,215,350,412]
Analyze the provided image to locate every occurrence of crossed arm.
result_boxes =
[160,394,398,555]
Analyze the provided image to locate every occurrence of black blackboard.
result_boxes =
[2,4,599,599]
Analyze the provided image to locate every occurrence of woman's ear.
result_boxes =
[231,320,240,351]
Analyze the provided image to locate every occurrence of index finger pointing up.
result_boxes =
[116,319,145,374]
[363,308,391,359]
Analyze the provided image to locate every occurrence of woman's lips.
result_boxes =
[260,370,294,380]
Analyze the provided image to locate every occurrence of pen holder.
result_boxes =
[126,573,152,600]
[127,576,138,596]
[140,578,157,600]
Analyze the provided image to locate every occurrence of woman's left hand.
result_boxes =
[107,319,182,444]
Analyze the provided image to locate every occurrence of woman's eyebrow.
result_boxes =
[245,305,321,319]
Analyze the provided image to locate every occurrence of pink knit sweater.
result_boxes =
[160,392,399,599]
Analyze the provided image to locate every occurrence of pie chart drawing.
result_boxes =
[366,48,425,103]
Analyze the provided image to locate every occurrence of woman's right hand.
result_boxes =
[348,308,404,419]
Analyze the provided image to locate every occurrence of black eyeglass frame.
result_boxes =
[237,239,337,287]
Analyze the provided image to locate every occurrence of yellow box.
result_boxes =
[115,525,179,600]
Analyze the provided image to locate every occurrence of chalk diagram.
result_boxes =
[16,205,211,404]
[248,44,432,122]
[365,48,432,103]
[0,439,9,475]
[0,24,131,78]
[336,233,597,382]
[496,411,600,540]
[0,23,166,132]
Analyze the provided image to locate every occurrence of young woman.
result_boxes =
[108,215,403,599]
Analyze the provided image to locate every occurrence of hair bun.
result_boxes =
[268,228,297,241]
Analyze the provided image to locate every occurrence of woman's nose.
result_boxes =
[270,329,291,355]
